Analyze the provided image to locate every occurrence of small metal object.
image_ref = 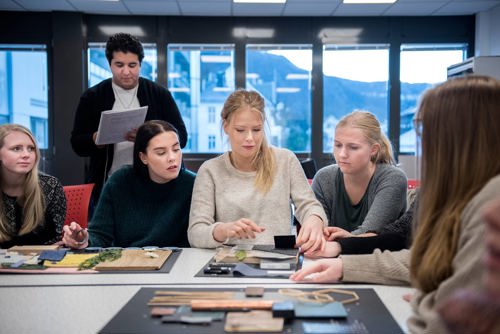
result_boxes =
[203,267,230,275]
[245,286,264,297]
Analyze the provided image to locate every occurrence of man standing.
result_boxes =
[71,33,187,204]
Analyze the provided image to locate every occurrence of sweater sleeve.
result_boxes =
[188,163,223,249]
[338,232,409,255]
[338,196,418,254]
[379,194,417,240]
[42,176,67,244]
[330,175,416,255]
[351,165,408,235]
[71,88,104,157]
[311,166,337,224]
[341,249,411,286]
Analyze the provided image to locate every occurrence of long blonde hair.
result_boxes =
[0,124,45,243]
[336,110,395,164]
[221,89,276,193]
[411,76,500,293]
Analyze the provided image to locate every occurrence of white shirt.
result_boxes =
[108,82,140,176]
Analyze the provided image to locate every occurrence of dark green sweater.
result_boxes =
[88,166,195,248]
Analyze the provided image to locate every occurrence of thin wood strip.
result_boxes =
[149,291,235,306]
[154,291,234,298]
[148,301,191,306]
[190,299,274,311]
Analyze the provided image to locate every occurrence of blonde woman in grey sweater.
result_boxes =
[188,89,327,253]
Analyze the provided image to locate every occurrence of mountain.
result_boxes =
[248,51,432,133]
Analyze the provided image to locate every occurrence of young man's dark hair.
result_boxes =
[105,33,144,64]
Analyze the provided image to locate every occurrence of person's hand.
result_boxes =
[125,128,138,142]
[296,215,325,254]
[212,218,265,242]
[403,293,413,303]
[304,241,342,258]
[438,289,500,334]
[289,258,343,283]
[324,226,353,241]
[62,222,89,249]
[92,132,104,148]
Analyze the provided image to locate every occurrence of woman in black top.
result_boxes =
[0,124,66,248]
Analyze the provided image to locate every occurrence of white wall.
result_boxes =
[475,4,500,56]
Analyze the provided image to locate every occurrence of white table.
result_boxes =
[0,248,414,333]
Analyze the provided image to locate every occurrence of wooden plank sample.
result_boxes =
[225,310,284,332]
[94,249,171,271]
[8,245,59,255]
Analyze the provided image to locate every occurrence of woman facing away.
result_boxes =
[291,75,500,334]
[312,110,407,241]
[63,120,195,248]
[188,89,327,253]
[0,124,66,249]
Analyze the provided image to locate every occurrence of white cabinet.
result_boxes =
[447,56,500,80]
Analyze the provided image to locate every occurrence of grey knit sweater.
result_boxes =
[312,163,407,234]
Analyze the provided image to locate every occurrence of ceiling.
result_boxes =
[1,0,500,17]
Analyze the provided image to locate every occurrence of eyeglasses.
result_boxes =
[413,117,423,137]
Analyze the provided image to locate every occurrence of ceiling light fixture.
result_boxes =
[343,0,397,4]
[99,25,145,37]
[234,0,286,4]
[233,28,275,38]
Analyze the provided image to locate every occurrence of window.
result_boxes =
[30,116,48,149]
[246,45,312,152]
[167,44,235,153]
[0,44,49,149]
[323,45,390,153]
[399,44,467,154]
[88,43,158,87]
[208,106,216,124]
[208,135,216,150]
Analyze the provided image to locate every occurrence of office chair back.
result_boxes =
[407,179,420,189]
[301,158,318,179]
[63,183,94,228]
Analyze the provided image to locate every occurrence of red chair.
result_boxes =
[407,179,420,189]
[63,183,94,228]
